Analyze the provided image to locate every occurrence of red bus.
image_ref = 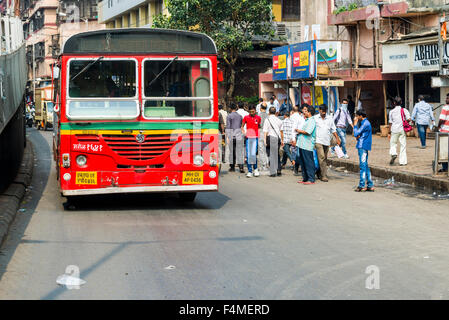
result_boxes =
[52,29,220,204]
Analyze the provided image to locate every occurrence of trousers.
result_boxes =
[298,148,315,182]
[266,136,281,175]
[246,138,258,172]
[390,131,407,165]
[315,143,329,179]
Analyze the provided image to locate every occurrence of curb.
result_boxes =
[328,158,449,193]
[0,140,34,246]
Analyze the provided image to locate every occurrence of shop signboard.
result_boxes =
[272,45,289,81]
[382,42,409,73]
[315,80,344,87]
[383,41,449,73]
[290,40,317,79]
[413,42,449,70]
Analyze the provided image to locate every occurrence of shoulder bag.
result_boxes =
[400,108,413,133]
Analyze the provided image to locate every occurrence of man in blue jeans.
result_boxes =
[296,105,317,185]
[353,109,374,192]
[411,95,435,149]
[333,99,354,159]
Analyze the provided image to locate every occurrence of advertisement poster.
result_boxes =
[317,41,342,64]
[290,40,317,79]
[301,85,339,112]
[272,45,289,81]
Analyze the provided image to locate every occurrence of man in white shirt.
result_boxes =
[258,103,269,169]
[388,97,411,166]
[256,98,264,114]
[218,104,228,163]
[291,105,306,176]
[263,106,283,177]
[267,95,280,114]
[236,102,249,137]
[236,102,249,119]
[314,104,341,182]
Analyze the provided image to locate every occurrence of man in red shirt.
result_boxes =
[242,105,262,178]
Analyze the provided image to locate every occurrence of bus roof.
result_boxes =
[63,28,217,55]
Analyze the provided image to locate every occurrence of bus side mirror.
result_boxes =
[218,70,224,82]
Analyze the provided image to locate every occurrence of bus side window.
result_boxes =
[194,77,211,117]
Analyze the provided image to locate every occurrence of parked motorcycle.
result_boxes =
[25,106,35,128]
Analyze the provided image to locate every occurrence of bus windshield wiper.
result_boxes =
[147,56,179,88]
[70,56,104,81]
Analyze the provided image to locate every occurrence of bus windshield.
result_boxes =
[67,59,139,120]
[143,59,212,118]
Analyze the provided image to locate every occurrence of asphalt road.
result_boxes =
[1,128,449,299]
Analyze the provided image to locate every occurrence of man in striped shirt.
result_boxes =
[280,112,295,169]
[438,94,449,172]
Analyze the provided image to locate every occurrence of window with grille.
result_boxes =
[282,0,300,21]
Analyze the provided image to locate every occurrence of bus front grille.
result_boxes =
[102,134,175,161]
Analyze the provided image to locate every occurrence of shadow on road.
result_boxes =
[0,128,52,282]
[63,191,230,212]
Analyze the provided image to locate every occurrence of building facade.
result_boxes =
[21,0,104,90]
[260,0,449,129]
[98,0,166,29]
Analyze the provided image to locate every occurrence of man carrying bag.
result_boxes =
[263,107,283,177]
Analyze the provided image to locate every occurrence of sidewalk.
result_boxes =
[328,134,449,193]
[0,141,34,246]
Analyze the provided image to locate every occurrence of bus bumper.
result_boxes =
[62,184,218,196]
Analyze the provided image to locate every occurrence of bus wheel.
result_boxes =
[63,196,79,211]
[179,192,197,202]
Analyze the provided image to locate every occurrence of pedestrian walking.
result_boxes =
[411,95,435,149]
[242,105,262,178]
[353,109,374,192]
[388,96,411,166]
[333,98,354,159]
[296,105,317,185]
[263,107,283,177]
[291,105,306,176]
[280,111,295,169]
[218,104,228,163]
[258,103,269,170]
[314,104,341,182]
[226,104,244,173]
[438,93,449,172]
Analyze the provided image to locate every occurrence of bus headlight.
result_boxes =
[63,173,71,181]
[62,153,70,168]
[76,155,87,167]
[209,153,218,167]
[193,155,204,167]
[209,171,217,179]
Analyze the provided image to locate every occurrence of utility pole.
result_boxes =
[32,44,36,103]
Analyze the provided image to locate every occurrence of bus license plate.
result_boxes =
[182,171,203,185]
[75,172,97,185]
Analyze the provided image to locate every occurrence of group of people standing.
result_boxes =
[219,95,375,191]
